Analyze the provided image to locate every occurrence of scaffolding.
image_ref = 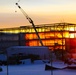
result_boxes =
[0,23,76,53]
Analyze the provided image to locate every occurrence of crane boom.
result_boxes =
[16,3,44,46]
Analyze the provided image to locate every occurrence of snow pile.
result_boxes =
[0,62,76,75]
[20,59,31,65]
[34,60,44,64]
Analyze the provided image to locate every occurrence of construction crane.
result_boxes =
[15,3,44,46]
[16,3,54,75]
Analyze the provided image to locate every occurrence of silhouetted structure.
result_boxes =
[0,23,76,59]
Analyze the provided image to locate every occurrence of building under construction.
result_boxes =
[0,22,76,56]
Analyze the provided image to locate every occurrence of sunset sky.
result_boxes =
[0,0,76,28]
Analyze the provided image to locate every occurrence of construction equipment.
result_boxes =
[15,3,53,75]
[16,3,43,46]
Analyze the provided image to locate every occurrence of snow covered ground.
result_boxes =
[0,60,76,75]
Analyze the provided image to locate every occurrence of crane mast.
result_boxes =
[16,3,44,46]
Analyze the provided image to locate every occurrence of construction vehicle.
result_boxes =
[16,3,43,46]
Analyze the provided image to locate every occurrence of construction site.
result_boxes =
[0,3,76,59]
[0,22,76,56]
[0,1,76,75]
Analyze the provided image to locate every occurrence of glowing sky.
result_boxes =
[0,0,76,28]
